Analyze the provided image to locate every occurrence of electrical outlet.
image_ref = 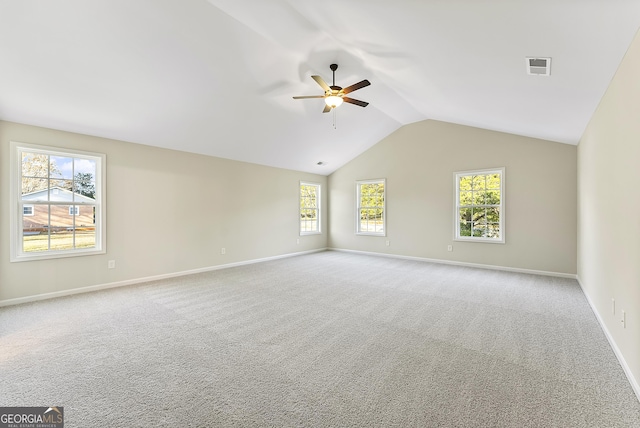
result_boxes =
[612,298,615,315]
[385,240,390,246]
[621,310,626,329]
[447,245,453,252]
[221,248,226,255]
[296,238,300,244]
[108,260,116,269]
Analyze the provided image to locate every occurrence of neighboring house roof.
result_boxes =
[22,186,95,203]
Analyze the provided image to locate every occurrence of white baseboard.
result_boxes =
[576,275,640,403]
[0,248,327,308]
[328,247,577,279]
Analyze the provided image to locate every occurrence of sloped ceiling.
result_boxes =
[0,1,638,174]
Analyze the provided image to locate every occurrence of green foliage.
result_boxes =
[458,173,501,239]
[458,174,500,207]
[300,185,318,219]
[74,173,96,199]
[359,182,384,220]
[300,184,320,232]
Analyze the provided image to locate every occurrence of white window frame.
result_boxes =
[356,178,386,236]
[10,141,106,262]
[299,182,321,235]
[23,205,34,216]
[454,167,505,243]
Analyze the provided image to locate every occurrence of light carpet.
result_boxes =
[1,251,639,427]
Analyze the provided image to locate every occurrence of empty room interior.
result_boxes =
[1,1,639,427]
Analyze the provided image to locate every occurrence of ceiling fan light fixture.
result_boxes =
[325,95,343,108]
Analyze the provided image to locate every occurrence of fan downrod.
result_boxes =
[330,64,339,88]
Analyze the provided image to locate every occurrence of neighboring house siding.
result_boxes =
[21,187,96,232]
[23,205,94,232]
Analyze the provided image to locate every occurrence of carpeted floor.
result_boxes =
[1,251,639,427]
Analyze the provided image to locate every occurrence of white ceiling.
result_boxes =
[1,1,638,175]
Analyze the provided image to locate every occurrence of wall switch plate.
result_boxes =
[621,310,626,328]
[612,298,615,315]
[447,245,453,252]
[108,260,116,269]
[221,248,226,255]
[386,240,390,246]
[297,238,300,244]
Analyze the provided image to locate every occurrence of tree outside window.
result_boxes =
[300,182,321,234]
[455,168,504,243]
[357,179,385,235]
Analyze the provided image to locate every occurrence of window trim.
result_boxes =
[454,167,505,244]
[10,141,107,262]
[299,181,321,235]
[356,178,386,236]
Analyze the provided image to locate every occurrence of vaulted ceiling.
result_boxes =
[1,1,638,174]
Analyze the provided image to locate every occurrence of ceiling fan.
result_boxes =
[293,64,370,113]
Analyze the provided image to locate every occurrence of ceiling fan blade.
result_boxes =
[293,95,325,99]
[312,75,331,92]
[343,97,369,107]
[322,104,332,113]
[342,79,371,94]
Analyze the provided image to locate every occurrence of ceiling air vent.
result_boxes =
[526,57,551,76]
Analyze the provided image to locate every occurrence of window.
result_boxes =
[356,179,385,235]
[11,142,106,261]
[455,168,504,243]
[300,182,321,234]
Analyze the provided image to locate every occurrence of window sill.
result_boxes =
[11,248,106,263]
[454,237,505,244]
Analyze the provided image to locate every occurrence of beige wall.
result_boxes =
[328,120,577,275]
[0,121,327,302]
[578,30,640,393]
